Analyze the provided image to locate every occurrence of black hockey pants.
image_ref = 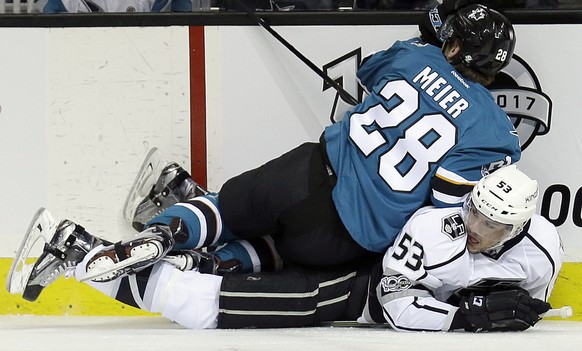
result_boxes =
[217,258,381,328]
[218,141,372,267]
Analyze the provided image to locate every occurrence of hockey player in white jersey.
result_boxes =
[357,164,562,331]
[8,165,563,332]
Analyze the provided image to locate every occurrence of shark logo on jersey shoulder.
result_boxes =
[441,213,466,240]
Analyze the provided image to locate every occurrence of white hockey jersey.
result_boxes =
[359,206,563,332]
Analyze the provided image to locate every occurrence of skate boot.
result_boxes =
[163,250,242,275]
[123,148,208,232]
[81,225,175,282]
[22,220,105,302]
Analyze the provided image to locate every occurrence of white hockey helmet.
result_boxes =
[465,165,539,252]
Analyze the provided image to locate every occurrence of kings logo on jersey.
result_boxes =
[441,213,466,240]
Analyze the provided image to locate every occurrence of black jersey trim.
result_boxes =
[412,299,449,315]
[424,246,466,270]
[525,233,557,301]
[383,297,446,332]
[431,175,474,198]
[483,221,531,260]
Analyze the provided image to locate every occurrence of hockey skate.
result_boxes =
[6,208,104,301]
[162,250,242,275]
[161,217,242,275]
[80,225,174,282]
[123,147,207,231]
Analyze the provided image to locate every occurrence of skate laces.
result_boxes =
[41,259,77,286]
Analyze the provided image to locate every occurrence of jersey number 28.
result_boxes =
[349,79,456,192]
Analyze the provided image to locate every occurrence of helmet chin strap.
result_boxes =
[482,224,527,255]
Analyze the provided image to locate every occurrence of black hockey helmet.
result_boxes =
[438,4,515,76]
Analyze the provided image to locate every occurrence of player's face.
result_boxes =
[465,200,513,253]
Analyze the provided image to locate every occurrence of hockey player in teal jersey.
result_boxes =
[10,165,562,332]
[325,31,520,254]
[7,4,524,301]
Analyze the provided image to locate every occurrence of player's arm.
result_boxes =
[518,215,565,302]
[430,168,476,207]
[431,145,521,208]
[370,209,550,332]
[376,260,552,332]
[373,266,463,332]
[368,209,469,331]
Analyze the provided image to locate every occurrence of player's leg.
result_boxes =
[217,262,374,328]
[9,209,187,300]
[275,175,370,266]
[218,142,329,240]
[163,217,283,274]
[144,193,238,252]
[123,148,246,266]
[219,141,368,267]
[124,147,291,269]
[76,260,223,329]
[212,235,283,273]
[82,260,373,329]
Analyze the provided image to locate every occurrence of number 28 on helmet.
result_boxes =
[438,4,516,76]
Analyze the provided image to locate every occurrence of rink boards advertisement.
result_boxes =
[0,24,580,317]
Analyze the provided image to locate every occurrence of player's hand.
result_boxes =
[458,289,551,332]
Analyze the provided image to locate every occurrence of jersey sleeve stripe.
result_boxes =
[384,297,448,332]
[526,233,558,301]
[424,246,466,270]
[431,174,475,198]
[412,299,450,315]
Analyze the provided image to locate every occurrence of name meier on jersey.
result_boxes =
[413,66,470,119]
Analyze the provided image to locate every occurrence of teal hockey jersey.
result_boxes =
[324,38,521,253]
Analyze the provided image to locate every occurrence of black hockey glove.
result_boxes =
[456,289,551,332]
[418,0,503,47]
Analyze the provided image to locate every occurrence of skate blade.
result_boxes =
[79,241,162,282]
[6,208,57,294]
[122,147,168,223]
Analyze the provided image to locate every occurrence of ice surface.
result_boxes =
[0,316,581,351]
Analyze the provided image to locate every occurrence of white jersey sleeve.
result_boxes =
[361,206,471,332]
[360,209,564,332]
[520,215,563,300]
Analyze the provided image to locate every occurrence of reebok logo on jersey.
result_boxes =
[413,66,470,118]
[441,213,466,240]
[380,275,412,294]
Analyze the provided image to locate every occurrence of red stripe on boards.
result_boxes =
[189,26,207,188]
